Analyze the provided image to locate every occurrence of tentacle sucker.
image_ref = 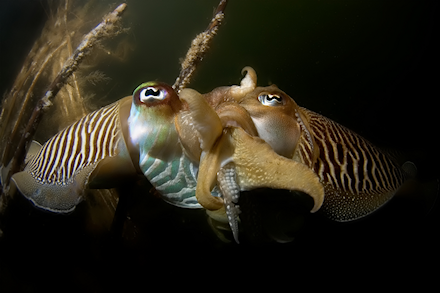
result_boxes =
[217,163,241,243]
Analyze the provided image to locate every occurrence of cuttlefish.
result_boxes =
[10,82,205,212]
[177,67,414,242]
[8,67,413,244]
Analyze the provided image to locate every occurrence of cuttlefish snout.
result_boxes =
[175,67,324,242]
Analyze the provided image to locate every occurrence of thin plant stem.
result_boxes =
[173,0,228,93]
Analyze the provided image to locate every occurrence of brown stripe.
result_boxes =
[26,102,121,184]
[300,109,404,196]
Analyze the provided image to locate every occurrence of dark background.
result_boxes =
[1,0,439,291]
[2,0,438,160]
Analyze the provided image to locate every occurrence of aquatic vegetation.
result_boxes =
[84,70,112,86]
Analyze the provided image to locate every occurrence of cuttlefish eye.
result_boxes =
[133,82,175,106]
[258,93,284,106]
[140,87,166,103]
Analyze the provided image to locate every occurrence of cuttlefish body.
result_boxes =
[11,82,205,212]
[178,67,411,241]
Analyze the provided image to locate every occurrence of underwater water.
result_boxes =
[0,0,439,291]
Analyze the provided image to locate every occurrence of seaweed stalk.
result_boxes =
[173,0,228,92]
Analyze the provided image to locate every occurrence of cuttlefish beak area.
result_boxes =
[175,67,324,217]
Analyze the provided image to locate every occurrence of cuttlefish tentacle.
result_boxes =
[217,163,241,243]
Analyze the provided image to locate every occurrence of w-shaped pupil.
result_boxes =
[267,95,282,101]
[145,88,160,97]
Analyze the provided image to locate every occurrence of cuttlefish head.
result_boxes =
[236,85,302,159]
[175,67,324,239]
[128,82,183,164]
[179,67,313,160]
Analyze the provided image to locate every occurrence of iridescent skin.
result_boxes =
[128,82,207,208]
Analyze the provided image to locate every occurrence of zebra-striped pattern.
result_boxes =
[26,102,122,185]
[294,110,317,168]
[297,108,405,221]
[299,109,404,196]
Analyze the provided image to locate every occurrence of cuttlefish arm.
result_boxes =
[177,88,224,209]
[197,127,324,210]
[230,127,324,212]
[196,127,324,242]
[177,87,259,212]
[177,88,223,153]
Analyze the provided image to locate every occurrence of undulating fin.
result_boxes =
[299,108,406,221]
[11,98,129,213]
[11,163,98,213]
